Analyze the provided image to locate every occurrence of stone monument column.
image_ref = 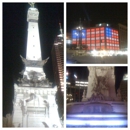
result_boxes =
[19,3,49,84]
[83,66,117,101]
[13,3,61,127]
[26,4,41,61]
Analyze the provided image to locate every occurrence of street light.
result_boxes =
[75,32,79,48]
[66,71,69,80]
[76,26,84,50]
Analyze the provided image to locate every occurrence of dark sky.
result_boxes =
[3,3,63,116]
[67,66,127,91]
[67,3,127,32]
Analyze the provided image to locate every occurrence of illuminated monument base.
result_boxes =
[66,101,127,127]
[66,66,127,127]
[13,84,61,128]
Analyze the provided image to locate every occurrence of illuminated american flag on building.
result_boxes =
[72,29,86,45]
[72,26,119,51]
[106,27,119,50]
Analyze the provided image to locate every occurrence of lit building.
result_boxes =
[120,74,127,102]
[67,80,88,102]
[72,23,119,51]
[118,23,127,51]
[66,32,72,45]
[75,80,88,87]
[51,24,64,91]
[66,94,73,103]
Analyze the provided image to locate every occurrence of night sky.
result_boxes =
[67,66,127,92]
[3,3,63,116]
[67,3,127,32]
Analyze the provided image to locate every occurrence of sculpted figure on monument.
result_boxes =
[41,57,50,66]
[93,74,108,93]
[18,72,49,87]
[87,67,115,101]
[18,55,51,87]
[19,100,27,116]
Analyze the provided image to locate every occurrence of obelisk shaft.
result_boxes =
[26,7,42,61]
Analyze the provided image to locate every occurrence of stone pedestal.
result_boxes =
[13,84,61,127]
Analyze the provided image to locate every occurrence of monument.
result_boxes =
[82,67,119,101]
[12,3,61,127]
[66,66,127,127]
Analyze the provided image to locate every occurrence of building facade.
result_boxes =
[72,23,119,51]
[118,23,127,51]
[120,74,127,102]
[52,33,64,91]
[67,80,88,103]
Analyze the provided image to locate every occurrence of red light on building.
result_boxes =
[72,26,119,51]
